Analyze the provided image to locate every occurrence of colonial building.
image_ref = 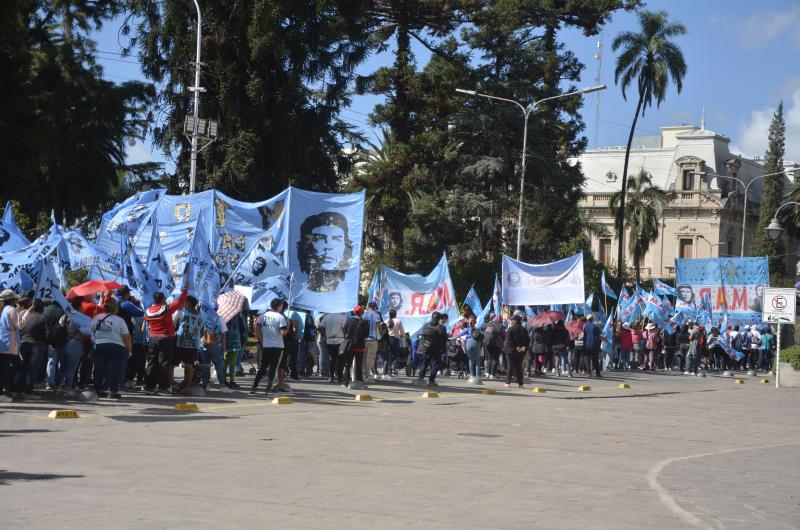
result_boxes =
[575,124,798,279]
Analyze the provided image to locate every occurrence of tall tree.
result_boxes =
[609,168,667,284]
[752,102,786,276]
[0,0,153,225]
[124,0,373,198]
[612,10,686,280]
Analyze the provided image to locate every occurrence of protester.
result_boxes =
[17,298,48,394]
[759,325,774,373]
[116,287,143,385]
[663,325,678,371]
[583,314,601,377]
[618,323,633,371]
[319,312,347,383]
[172,295,203,390]
[529,323,546,376]
[91,298,131,399]
[503,312,527,388]
[251,298,288,394]
[298,312,316,377]
[315,312,328,378]
[456,314,483,382]
[362,302,382,380]
[285,308,303,380]
[340,306,368,388]
[51,297,88,397]
[0,289,21,400]
[644,323,660,371]
[143,286,188,394]
[685,323,700,376]
[551,319,571,377]
[198,312,229,392]
[386,309,405,377]
[374,319,390,377]
[224,312,247,388]
[42,299,64,391]
[481,313,503,379]
[415,312,446,387]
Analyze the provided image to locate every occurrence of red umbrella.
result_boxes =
[530,310,565,329]
[67,280,124,299]
[565,320,586,341]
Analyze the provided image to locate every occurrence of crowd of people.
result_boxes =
[0,283,780,401]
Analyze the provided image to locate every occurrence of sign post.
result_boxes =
[762,287,797,389]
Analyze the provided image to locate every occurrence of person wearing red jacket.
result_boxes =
[618,322,633,370]
[143,287,188,394]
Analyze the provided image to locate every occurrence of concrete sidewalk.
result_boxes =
[1,371,798,529]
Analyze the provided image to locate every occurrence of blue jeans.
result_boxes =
[199,345,224,386]
[18,342,48,393]
[94,343,128,393]
[55,339,84,389]
[416,354,440,384]
[466,344,481,377]
[317,341,328,377]
[388,336,400,375]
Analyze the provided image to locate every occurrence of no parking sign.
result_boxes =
[762,287,797,323]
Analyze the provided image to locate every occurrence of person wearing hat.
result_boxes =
[0,289,21,400]
[503,312,528,388]
[415,312,446,386]
[644,323,660,371]
[339,305,369,388]
[618,322,633,370]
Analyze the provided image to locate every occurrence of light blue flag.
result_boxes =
[0,201,31,252]
[475,299,493,326]
[597,298,607,329]
[653,278,678,297]
[463,284,483,317]
[145,220,175,295]
[126,242,158,307]
[34,258,62,300]
[227,235,292,312]
[619,286,631,306]
[184,214,221,329]
[367,271,380,306]
[525,306,536,318]
[376,252,459,336]
[491,274,502,317]
[287,187,365,313]
[600,270,618,300]
[57,228,116,271]
[601,315,614,354]
[104,190,163,238]
[51,283,93,334]
[0,224,63,292]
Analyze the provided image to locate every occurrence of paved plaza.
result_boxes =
[1,371,798,529]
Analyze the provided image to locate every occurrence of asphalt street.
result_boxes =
[1,370,798,529]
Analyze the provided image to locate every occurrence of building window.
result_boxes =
[682,169,694,190]
[599,238,612,267]
[679,238,693,259]
[727,240,734,257]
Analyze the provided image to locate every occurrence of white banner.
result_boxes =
[501,253,585,306]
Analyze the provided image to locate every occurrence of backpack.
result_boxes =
[48,320,69,348]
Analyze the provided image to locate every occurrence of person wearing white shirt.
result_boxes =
[251,298,288,395]
[91,298,131,399]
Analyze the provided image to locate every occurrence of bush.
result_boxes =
[778,345,800,369]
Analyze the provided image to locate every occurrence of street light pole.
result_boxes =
[188,0,204,195]
[456,85,606,260]
[693,168,799,257]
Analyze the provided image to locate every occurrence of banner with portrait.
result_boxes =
[675,257,769,327]
[286,188,364,312]
[376,253,460,336]
[501,253,585,306]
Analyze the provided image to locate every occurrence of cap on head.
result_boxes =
[622,322,631,329]
[353,305,364,316]
[512,309,524,318]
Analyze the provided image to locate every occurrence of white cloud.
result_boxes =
[713,7,800,51]
[735,90,800,163]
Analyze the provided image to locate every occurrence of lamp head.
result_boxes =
[455,88,477,96]
[580,84,607,94]
[766,218,783,240]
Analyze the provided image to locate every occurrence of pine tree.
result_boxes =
[752,102,786,277]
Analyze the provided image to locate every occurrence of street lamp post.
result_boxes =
[188,0,204,194]
[698,235,723,257]
[692,168,800,257]
[456,84,606,260]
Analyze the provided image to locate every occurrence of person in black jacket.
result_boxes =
[503,312,528,388]
[529,325,546,376]
[339,306,368,388]
[551,319,571,377]
[415,312,446,387]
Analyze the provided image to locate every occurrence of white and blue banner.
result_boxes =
[675,257,769,327]
[501,253,585,306]
[376,253,459,336]
[229,237,292,312]
[463,285,482,317]
[286,188,364,313]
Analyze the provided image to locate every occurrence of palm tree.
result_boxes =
[610,169,668,284]
[612,10,686,280]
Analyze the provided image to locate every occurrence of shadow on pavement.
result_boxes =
[0,470,84,485]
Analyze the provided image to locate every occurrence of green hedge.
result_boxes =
[779,345,800,369]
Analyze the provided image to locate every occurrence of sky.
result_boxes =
[92,0,800,172]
